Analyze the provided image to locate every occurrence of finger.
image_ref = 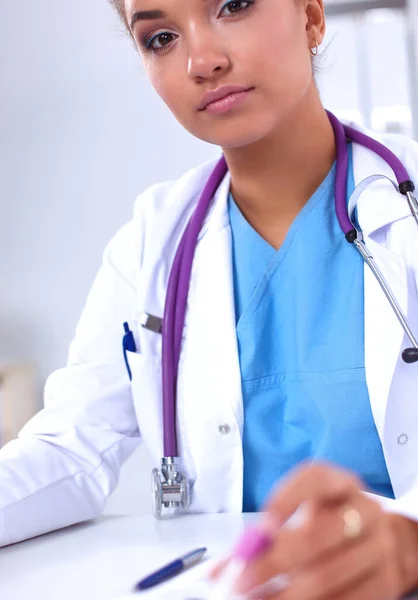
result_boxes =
[323,565,399,600]
[266,568,396,600]
[236,497,382,596]
[263,463,363,527]
[208,558,229,580]
[267,533,386,600]
[313,565,397,600]
[270,494,382,574]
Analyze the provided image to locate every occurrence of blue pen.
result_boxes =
[122,322,137,381]
[134,547,207,591]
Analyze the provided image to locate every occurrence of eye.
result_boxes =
[141,0,255,55]
[219,0,254,17]
[144,31,177,53]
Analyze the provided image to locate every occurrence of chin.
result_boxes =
[190,120,273,149]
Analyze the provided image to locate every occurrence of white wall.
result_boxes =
[318,7,414,135]
[0,0,218,515]
[1,0,417,515]
[0,0,218,382]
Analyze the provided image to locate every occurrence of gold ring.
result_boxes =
[342,506,363,540]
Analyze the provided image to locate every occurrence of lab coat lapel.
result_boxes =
[362,238,408,435]
[352,137,409,437]
[176,168,244,511]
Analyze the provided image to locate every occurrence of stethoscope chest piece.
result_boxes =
[152,457,191,519]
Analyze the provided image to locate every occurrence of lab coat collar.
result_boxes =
[345,120,412,237]
[197,162,231,241]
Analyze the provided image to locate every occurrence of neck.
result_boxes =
[223,88,336,231]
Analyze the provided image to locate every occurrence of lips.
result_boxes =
[198,85,253,110]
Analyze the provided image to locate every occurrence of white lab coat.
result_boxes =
[1,122,418,547]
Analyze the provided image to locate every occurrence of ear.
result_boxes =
[304,0,326,50]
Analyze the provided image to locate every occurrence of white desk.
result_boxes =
[0,513,417,600]
[0,514,257,600]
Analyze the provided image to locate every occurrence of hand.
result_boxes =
[212,463,418,599]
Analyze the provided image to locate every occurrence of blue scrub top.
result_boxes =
[228,143,394,512]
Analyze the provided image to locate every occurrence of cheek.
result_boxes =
[258,28,312,97]
[146,63,186,113]
[146,65,164,98]
[256,16,307,70]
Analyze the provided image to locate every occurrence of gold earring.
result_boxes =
[310,40,319,56]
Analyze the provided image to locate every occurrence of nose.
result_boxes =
[187,33,231,81]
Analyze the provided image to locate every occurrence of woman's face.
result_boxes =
[125,0,316,148]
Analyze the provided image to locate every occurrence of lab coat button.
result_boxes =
[218,423,231,435]
[397,434,408,445]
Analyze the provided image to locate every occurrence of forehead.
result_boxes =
[124,0,212,15]
[124,0,215,33]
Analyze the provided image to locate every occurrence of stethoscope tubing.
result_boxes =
[353,237,418,352]
[326,110,413,237]
[162,158,228,457]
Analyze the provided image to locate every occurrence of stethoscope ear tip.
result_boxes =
[402,348,418,364]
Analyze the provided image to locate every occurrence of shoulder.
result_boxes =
[344,119,418,182]
[132,155,220,224]
[377,131,418,180]
[345,121,418,267]
[101,155,221,281]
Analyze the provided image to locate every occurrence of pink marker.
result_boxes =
[208,527,273,600]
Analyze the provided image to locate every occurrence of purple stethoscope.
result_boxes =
[124,110,418,517]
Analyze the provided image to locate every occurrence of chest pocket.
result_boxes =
[242,366,369,446]
[125,350,164,461]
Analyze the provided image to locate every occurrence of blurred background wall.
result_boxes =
[0,0,417,514]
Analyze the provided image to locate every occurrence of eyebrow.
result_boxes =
[130,10,167,30]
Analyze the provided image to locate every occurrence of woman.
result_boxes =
[1,0,418,597]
